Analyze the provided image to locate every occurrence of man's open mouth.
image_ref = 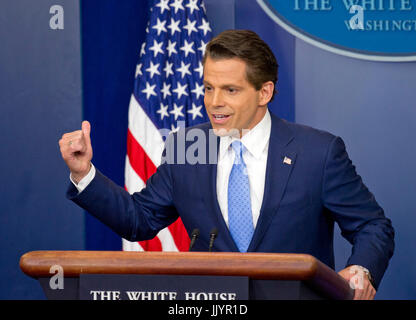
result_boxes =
[212,114,230,119]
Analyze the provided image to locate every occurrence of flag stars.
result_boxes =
[170,0,184,14]
[176,61,191,79]
[135,63,142,77]
[142,82,157,99]
[188,103,203,120]
[191,83,205,99]
[167,18,181,36]
[160,82,172,99]
[140,42,146,57]
[152,18,167,36]
[183,19,197,36]
[145,61,160,79]
[170,103,185,120]
[155,0,170,14]
[198,40,207,56]
[170,123,180,134]
[194,62,203,78]
[186,0,200,14]
[135,0,210,130]
[163,61,174,78]
[166,40,177,57]
[200,1,207,13]
[173,82,188,99]
[157,103,170,120]
[149,39,164,57]
[198,18,211,36]
[180,40,195,57]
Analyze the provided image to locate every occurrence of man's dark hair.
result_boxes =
[203,29,279,101]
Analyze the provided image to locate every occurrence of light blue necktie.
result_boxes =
[228,141,254,252]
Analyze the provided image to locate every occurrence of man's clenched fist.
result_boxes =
[59,121,93,184]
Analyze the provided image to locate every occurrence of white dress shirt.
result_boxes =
[216,109,271,228]
[71,110,272,229]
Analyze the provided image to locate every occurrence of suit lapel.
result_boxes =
[248,114,297,252]
[199,115,297,252]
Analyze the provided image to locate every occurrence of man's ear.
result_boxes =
[259,81,275,106]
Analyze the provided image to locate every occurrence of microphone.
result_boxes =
[208,227,218,252]
[188,228,200,251]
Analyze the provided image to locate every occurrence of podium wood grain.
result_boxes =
[20,251,354,299]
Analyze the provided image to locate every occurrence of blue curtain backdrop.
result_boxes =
[81,0,150,250]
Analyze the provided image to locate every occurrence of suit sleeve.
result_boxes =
[66,136,179,242]
[322,136,395,289]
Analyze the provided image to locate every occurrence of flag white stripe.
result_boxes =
[157,228,179,252]
[128,94,164,167]
[124,155,146,194]
[122,238,145,251]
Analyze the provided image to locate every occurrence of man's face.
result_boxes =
[203,57,269,137]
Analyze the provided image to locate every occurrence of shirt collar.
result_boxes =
[219,109,271,160]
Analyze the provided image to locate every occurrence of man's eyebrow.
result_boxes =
[203,81,242,88]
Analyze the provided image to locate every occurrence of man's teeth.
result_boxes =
[214,115,228,118]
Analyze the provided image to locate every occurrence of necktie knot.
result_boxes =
[231,141,245,163]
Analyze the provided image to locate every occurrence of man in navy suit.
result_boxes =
[59,30,394,300]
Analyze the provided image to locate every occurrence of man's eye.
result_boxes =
[228,88,236,93]
[205,86,212,91]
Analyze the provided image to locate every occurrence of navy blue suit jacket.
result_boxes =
[68,112,394,289]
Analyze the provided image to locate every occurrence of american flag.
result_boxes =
[123,0,212,252]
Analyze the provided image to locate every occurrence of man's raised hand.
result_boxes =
[59,121,93,184]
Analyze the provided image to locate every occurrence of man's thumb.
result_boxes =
[82,120,91,143]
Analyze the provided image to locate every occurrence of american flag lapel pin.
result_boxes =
[283,156,292,165]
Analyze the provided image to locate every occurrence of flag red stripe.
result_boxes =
[139,238,163,251]
[168,219,191,251]
[126,128,190,251]
[127,128,157,182]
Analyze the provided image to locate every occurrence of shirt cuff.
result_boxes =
[70,163,96,193]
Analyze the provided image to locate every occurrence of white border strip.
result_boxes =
[257,0,416,62]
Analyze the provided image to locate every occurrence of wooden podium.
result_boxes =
[20,251,354,300]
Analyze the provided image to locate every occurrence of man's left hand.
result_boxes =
[338,265,376,300]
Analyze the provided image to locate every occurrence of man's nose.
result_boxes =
[210,90,224,107]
